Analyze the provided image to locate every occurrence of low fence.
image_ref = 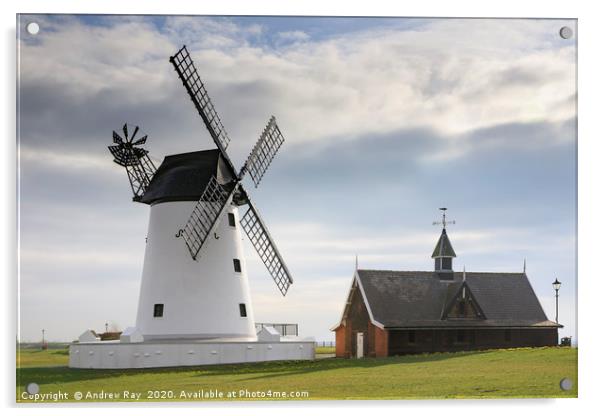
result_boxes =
[253,325,336,347]
[255,323,298,336]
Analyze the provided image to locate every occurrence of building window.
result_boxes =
[442,257,452,270]
[228,213,236,227]
[239,303,247,317]
[458,300,466,317]
[408,330,416,344]
[153,303,164,318]
[505,329,512,342]
[233,258,242,273]
[456,329,466,343]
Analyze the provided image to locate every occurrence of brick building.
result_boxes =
[331,224,561,358]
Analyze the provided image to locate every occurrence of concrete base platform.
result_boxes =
[69,337,315,369]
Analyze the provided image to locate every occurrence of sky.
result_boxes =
[17,15,577,343]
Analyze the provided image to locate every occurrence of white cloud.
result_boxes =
[257,220,575,266]
[20,247,141,270]
[19,147,116,173]
[19,17,576,159]
[20,18,174,100]
[276,30,309,43]
[186,18,576,151]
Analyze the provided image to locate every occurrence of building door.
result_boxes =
[356,332,364,358]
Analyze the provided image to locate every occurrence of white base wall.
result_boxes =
[69,339,315,369]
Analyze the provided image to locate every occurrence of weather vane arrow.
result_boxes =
[433,207,455,230]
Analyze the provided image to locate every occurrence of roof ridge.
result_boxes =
[358,269,432,272]
[358,269,525,275]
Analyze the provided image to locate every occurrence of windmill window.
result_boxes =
[456,330,466,343]
[228,213,236,227]
[233,258,242,273]
[408,330,416,344]
[505,329,512,342]
[239,303,247,317]
[153,304,164,318]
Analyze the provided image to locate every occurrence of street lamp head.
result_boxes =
[553,278,561,291]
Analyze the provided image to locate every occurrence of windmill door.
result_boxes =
[356,332,364,358]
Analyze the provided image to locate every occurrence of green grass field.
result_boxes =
[17,347,577,402]
[315,346,335,354]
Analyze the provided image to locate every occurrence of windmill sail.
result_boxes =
[169,45,294,295]
[170,46,232,153]
[240,199,293,296]
[180,176,234,260]
[239,116,285,187]
[123,156,156,200]
[108,123,157,200]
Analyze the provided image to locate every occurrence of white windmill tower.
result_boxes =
[70,46,312,369]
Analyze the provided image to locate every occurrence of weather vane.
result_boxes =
[432,207,455,230]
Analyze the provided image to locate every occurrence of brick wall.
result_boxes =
[374,325,388,357]
[347,287,369,357]
[387,328,558,355]
[335,325,347,358]
[334,285,388,358]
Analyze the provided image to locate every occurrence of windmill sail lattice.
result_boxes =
[108,123,157,200]
[170,46,231,152]
[240,116,285,187]
[169,45,294,296]
[180,176,233,260]
[240,201,293,295]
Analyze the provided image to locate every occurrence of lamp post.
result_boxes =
[553,278,561,324]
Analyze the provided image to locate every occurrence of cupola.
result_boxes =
[431,208,456,273]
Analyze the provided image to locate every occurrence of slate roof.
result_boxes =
[355,270,559,329]
[431,229,457,258]
[139,150,235,205]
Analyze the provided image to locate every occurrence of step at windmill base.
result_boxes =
[69,337,315,369]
